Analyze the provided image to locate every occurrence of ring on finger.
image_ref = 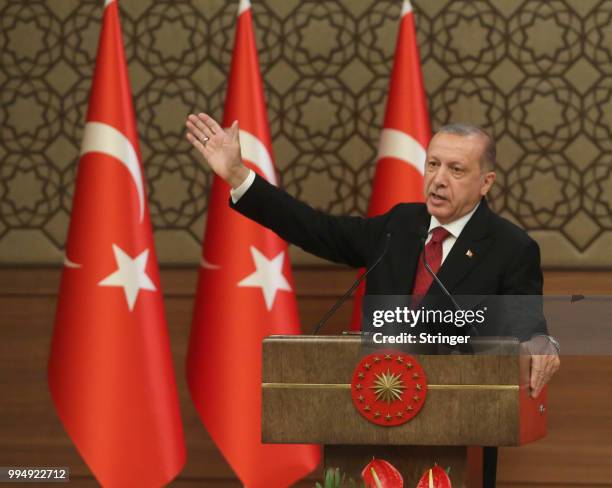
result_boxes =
[201,136,210,144]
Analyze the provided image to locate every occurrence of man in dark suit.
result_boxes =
[186,112,560,486]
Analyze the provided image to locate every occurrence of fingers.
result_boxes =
[186,114,214,143]
[185,132,211,159]
[229,120,241,144]
[198,112,224,134]
[529,354,560,398]
[530,355,544,397]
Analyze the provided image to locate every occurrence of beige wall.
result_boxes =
[1,0,611,267]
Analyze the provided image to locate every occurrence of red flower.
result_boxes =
[361,458,404,488]
[416,466,452,488]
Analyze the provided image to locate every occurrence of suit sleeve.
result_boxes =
[500,238,548,340]
[230,173,390,268]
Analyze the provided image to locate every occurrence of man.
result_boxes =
[185,112,560,485]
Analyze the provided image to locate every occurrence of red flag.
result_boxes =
[48,1,185,486]
[186,1,320,487]
[351,0,431,329]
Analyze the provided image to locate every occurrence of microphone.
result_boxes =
[311,232,392,335]
[418,228,479,338]
[418,229,461,312]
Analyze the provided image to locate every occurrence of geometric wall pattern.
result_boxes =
[1,0,612,266]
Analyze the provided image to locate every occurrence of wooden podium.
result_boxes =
[262,335,547,487]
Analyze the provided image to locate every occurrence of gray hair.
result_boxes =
[436,123,497,171]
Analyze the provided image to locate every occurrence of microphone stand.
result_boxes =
[311,233,392,335]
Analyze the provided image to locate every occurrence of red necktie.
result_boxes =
[412,226,451,299]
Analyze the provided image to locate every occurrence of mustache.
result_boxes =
[428,190,448,200]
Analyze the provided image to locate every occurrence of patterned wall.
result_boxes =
[1,0,612,266]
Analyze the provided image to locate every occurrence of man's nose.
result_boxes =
[431,166,448,187]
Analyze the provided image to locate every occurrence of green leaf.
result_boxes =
[323,467,343,488]
[325,469,334,487]
[319,467,368,488]
[347,478,366,488]
[334,467,342,486]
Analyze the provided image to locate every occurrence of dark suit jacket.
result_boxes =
[231,174,547,340]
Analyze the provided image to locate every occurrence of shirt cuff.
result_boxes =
[230,169,256,203]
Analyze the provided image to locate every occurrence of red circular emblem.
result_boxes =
[351,351,427,426]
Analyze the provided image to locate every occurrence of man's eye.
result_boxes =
[451,166,463,174]
[427,161,439,168]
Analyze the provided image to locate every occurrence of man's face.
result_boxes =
[423,132,496,224]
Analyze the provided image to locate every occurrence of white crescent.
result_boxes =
[376,128,426,175]
[200,256,220,270]
[238,129,277,185]
[401,0,413,17]
[238,0,251,16]
[80,121,145,222]
[63,255,82,269]
[64,121,145,269]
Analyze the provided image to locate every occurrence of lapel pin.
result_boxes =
[466,249,474,258]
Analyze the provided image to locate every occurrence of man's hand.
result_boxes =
[525,335,561,398]
[185,113,249,188]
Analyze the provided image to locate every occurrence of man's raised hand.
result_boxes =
[185,113,249,188]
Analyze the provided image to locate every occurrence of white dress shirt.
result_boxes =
[230,169,256,203]
[428,203,479,263]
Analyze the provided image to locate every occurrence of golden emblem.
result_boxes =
[370,369,406,404]
[351,352,428,427]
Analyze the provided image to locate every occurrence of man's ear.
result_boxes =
[480,171,496,196]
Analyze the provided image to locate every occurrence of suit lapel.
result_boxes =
[434,199,494,293]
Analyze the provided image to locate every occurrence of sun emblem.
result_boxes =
[351,351,427,427]
[370,369,406,404]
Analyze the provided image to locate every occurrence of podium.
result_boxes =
[262,335,547,487]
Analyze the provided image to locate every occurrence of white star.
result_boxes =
[237,246,292,311]
[98,244,156,311]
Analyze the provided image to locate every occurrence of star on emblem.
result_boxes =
[237,246,292,311]
[355,383,363,390]
[98,244,156,311]
[373,356,381,363]
[396,356,404,363]
[384,354,392,361]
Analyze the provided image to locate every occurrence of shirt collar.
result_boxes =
[428,201,481,239]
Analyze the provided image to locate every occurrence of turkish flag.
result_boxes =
[350,0,431,330]
[48,2,185,487]
[186,1,320,487]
